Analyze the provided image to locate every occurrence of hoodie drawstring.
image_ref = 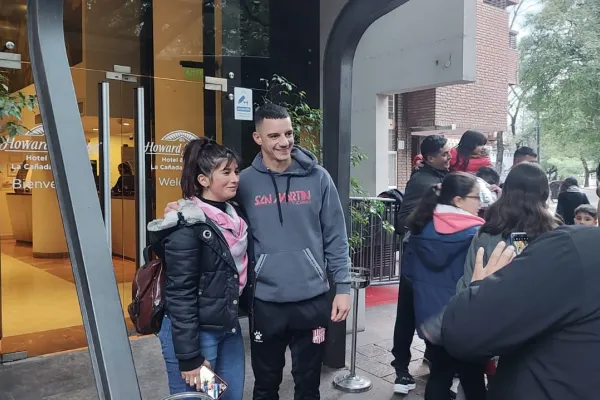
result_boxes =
[285,175,292,202]
[268,172,284,225]
[268,171,293,226]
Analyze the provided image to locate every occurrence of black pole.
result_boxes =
[27,1,142,398]
[321,0,411,368]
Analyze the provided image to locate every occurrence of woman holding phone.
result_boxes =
[456,162,561,291]
[148,137,251,399]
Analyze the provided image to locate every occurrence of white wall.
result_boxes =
[321,0,477,195]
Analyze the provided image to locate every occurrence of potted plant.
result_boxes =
[0,72,38,143]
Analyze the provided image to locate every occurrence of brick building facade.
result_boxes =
[392,0,519,189]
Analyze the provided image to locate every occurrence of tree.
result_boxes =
[519,0,600,185]
[502,0,540,172]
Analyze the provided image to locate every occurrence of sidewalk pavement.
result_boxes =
[0,302,431,400]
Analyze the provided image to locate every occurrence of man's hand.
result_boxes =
[181,360,211,391]
[163,201,180,218]
[331,294,351,322]
[471,241,516,283]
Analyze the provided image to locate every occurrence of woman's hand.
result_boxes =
[181,360,212,391]
[471,241,516,283]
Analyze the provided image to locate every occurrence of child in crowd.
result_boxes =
[574,204,598,226]
[475,166,500,187]
[475,166,501,218]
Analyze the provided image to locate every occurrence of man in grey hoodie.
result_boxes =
[242,104,351,399]
[165,103,351,399]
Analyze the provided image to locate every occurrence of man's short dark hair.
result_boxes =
[514,146,537,161]
[575,204,598,219]
[254,103,290,126]
[420,135,447,160]
[476,166,500,185]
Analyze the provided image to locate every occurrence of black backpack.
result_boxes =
[378,189,404,234]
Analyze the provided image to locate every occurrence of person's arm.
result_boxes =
[112,176,122,192]
[441,229,583,361]
[319,169,351,295]
[396,178,429,234]
[163,228,205,371]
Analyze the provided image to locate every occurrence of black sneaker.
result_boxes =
[394,373,416,394]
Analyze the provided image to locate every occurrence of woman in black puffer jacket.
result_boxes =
[148,138,252,399]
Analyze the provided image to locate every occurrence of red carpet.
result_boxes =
[365,285,399,308]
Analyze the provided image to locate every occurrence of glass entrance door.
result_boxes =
[1,0,266,360]
[93,71,139,328]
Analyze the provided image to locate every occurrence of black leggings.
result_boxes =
[425,344,486,400]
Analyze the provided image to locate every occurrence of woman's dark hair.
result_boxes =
[407,172,478,234]
[559,176,578,192]
[481,162,561,240]
[452,130,487,170]
[180,137,241,199]
[118,162,132,175]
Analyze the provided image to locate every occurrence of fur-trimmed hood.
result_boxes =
[147,198,238,232]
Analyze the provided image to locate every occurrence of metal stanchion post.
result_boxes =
[333,266,373,393]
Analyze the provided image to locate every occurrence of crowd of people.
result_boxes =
[392,133,600,400]
[141,103,600,400]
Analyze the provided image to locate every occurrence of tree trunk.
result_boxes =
[496,131,504,174]
[581,157,590,187]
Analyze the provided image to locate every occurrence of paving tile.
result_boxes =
[373,338,394,351]
[411,348,425,361]
[354,357,396,378]
[409,359,430,378]
[411,337,426,352]
[371,351,395,365]
[356,343,388,358]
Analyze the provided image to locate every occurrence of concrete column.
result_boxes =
[350,93,390,196]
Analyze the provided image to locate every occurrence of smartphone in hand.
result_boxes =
[197,365,228,399]
[509,232,529,255]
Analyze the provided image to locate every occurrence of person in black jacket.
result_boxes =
[391,134,451,395]
[164,105,352,400]
[148,138,251,399]
[440,226,600,400]
[556,177,589,225]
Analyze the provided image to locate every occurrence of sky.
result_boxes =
[510,0,544,38]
